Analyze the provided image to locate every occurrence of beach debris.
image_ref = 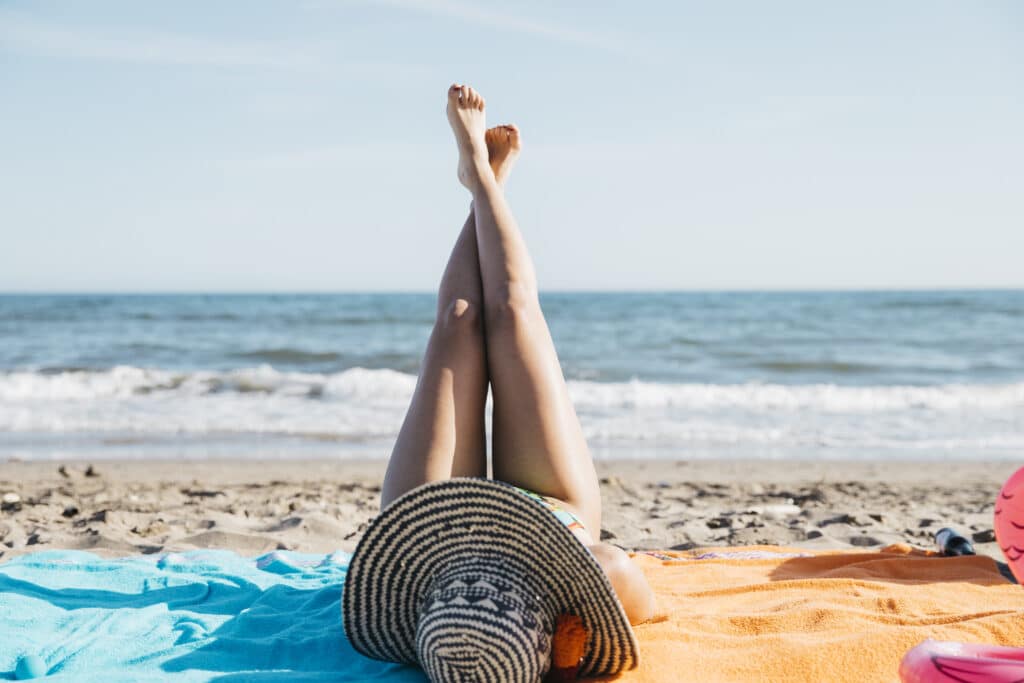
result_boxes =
[972,529,996,543]
[850,535,881,547]
[2,492,20,504]
[26,532,47,546]
[935,527,975,556]
[805,530,824,539]
[343,521,369,541]
[820,513,873,527]
[788,488,827,506]
[58,465,70,478]
[707,516,733,529]
[85,465,99,477]
[669,540,697,551]
[89,510,109,523]
[182,488,225,498]
[62,505,79,518]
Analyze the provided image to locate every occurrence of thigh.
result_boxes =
[381,302,488,507]
[487,301,602,532]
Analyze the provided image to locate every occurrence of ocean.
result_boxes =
[1,291,1021,461]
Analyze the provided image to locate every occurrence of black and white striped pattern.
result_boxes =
[415,556,554,682]
[342,478,639,681]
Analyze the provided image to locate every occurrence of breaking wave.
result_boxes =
[1,366,1022,459]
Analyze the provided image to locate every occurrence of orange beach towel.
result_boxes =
[607,545,1024,682]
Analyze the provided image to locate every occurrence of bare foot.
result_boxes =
[446,84,493,192]
[485,124,522,186]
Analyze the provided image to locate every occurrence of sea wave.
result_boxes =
[1,366,1022,457]
[233,349,346,364]
[0,366,415,402]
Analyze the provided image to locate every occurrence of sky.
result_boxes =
[1,1,1022,292]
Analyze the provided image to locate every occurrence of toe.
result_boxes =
[448,84,462,102]
[465,87,485,110]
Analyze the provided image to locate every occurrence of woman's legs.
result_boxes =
[380,120,525,508]
[446,84,603,534]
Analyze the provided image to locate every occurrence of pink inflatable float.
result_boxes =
[995,465,1024,584]
[899,640,1024,682]
[899,466,1024,682]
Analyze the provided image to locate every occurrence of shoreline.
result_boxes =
[0,459,1016,568]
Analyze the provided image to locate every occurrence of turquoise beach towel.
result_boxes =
[0,549,426,682]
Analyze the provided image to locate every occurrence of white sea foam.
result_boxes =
[1,366,1022,459]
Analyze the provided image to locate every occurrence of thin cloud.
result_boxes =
[0,11,317,69]
[369,0,638,56]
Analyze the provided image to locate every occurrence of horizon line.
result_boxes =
[1,286,1022,296]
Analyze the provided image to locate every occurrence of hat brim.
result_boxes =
[342,478,639,677]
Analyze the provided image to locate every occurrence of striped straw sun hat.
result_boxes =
[342,477,639,682]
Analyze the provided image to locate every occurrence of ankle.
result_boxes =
[460,155,497,193]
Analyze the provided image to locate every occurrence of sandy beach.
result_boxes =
[0,459,1015,571]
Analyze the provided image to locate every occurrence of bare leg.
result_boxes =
[380,123,525,507]
[443,85,655,624]
[380,211,488,507]
[445,84,602,534]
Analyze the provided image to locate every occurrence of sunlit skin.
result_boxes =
[381,84,656,625]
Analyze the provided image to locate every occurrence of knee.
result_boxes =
[590,544,632,583]
[485,282,539,330]
[438,297,482,336]
[590,543,656,623]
